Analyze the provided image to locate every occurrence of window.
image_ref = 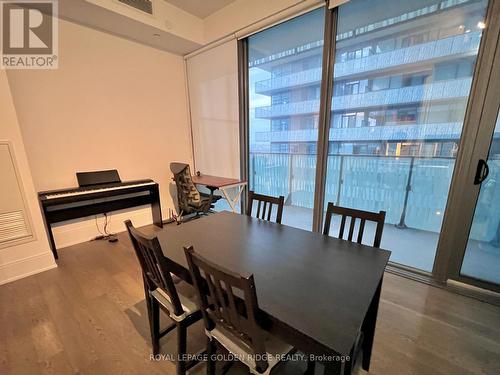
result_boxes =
[271,119,289,132]
[323,0,488,272]
[271,93,290,105]
[248,7,325,230]
[371,77,390,91]
[246,0,488,274]
[435,62,458,81]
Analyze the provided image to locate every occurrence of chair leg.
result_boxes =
[177,323,187,375]
[305,359,316,375]
[206,337,216,375]
[150,297,160,355]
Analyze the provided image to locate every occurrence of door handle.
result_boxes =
[474,159,489,185]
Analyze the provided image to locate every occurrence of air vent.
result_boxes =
[0,211,29,243]
[118,0,153,15]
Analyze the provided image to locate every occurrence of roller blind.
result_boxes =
[186,38,240,179]
[328,0,350,9]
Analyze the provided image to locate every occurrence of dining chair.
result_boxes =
[323,203,386,248]
[125,220,204,375]
[246,190,285,224]
[184,245,296,375]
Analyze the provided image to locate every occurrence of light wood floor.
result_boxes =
[1,229,500,375]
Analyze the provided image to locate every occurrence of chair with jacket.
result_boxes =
[170,162,213,220]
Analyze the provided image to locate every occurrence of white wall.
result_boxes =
[6,19,193,249]
[0,71,57,285]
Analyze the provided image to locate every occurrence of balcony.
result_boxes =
[255,121,463,143]
[246,152,500,279]
[254,77,472,118]
[255,99,320,119]
[254,32,481,95]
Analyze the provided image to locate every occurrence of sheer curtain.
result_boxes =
[185,39,240,179]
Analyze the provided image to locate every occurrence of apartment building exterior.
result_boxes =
[250,0,491,158]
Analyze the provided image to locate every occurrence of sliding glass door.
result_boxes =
[461,111,500,285]
[322,0,489,271]
[242,0,500,292]
[440,25,500,292]
[247,8,325,230]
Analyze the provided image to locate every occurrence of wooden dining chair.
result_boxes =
[246,190,285,224]
[125,220,204,375]
[323,203,386,248]
[184,245,296,375]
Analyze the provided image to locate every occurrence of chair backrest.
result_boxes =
[170,162,201,213]
[125,220,184,316]
[246,191,285,224]
[184,246,269,373]
[323,203,386,248]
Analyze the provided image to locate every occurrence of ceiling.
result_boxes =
[59,0,203,55]
[163,0,237,19]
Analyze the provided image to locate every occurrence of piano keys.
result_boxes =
[38,178,163,260]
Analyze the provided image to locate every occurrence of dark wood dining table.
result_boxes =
[156,211,391,374]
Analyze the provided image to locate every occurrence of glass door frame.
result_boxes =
[311,5,338,233]
[434,0,500,293]
[238,0,500,297]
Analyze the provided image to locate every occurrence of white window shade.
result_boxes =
[186,39,240,179]
[328,0,350,9]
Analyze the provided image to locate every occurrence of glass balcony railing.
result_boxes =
[250,152,465,233]
[255,122,464,143]
[254,32,481,95]
[255,68,322,94]
[254,77,472,118]
[255,99,320,118]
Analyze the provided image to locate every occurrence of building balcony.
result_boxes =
[247,152,500,276]
[254,32,481,95]
[255,99,320,119]
[254,77,472,119]
[254,121,464,143]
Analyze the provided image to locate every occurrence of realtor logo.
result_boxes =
[1,0,58,69]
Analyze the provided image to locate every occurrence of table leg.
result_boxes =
[220,184,245,213]
[40,205,58,260]
[150,185,163,228]
[321,360,342,375]
[361,276,383,371]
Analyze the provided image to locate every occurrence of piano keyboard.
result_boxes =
[44,181,156,199]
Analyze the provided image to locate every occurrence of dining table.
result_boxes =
[156,211,391,374]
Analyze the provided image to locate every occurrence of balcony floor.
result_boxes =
[215,201,500,284]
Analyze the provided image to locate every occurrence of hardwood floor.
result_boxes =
[1,228,500,375]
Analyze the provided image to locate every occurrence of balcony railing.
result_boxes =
[254,32,481,95]
[255,99,320,118]
[249,153,476,234]
[254,122,464,143]
[254,77,472,118]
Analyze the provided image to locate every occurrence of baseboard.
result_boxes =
[0,251,57,285]
[52,206,156,249]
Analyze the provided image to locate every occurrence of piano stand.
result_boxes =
[39,181,163,260]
